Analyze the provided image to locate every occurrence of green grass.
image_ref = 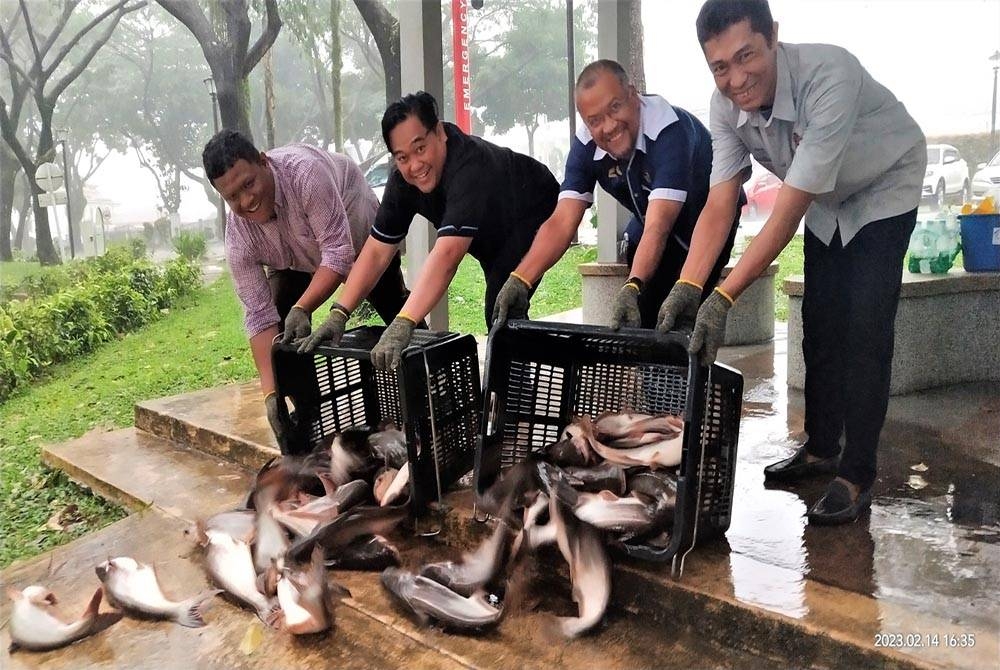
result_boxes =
[0,259,62,292]
[772,235,805,321]
[0,274,256,568]
[446,244,596,335]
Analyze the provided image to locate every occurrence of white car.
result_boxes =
[971,150,1000,204]
[923,144,969,208]
[364,156,390,202]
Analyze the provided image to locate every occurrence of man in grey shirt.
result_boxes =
[657,0,925,524]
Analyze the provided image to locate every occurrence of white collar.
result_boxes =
[575,94,679,161]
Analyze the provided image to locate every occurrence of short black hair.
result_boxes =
[381,91,439,151]
[696,0,775,47]
[202,130,260,182]
[576,59,630,92]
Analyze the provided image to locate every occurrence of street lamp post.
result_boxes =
[203,76,226,238]
[990,50,1000,154]
[54,127,75,259]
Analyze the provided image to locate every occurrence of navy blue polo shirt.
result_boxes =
[561,95,716,249]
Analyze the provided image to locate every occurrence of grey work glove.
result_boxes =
[371,316,416,371]
[655,281,703,334]
[280,305,312,345]
[264,392,293,452]
[492,273,532,326]
[296,305,349,353]
[688,288,733,366]
[610,281,642,329]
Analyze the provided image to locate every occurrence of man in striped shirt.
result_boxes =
[202,130,410,450]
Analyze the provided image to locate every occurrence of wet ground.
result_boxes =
[714,326,999,648]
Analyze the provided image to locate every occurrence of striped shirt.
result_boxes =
[225,144,378,337]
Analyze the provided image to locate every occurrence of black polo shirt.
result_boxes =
[370,122,559,267]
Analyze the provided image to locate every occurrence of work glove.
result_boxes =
[610,280,642,329]
[655,280,703,334]
[688,288,734,367]
[296,304,349,353]
[280,305,311,345]
[371,316,416,371]
[491,273,532,326]
[264,391,294,452]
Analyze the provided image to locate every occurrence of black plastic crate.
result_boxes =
[473,320,743,571]
[273,326,482,514]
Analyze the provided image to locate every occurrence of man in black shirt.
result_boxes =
[299,91,559,369]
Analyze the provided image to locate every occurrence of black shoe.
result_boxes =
[763,446,840,483]
[807,480,872,525]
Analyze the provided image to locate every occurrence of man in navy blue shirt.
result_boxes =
[493,59,742,329]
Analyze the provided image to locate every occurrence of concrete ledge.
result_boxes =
[580,261,777,345]
[135,382,278,471]
[784,270,1000,394]
[41,427,251,518]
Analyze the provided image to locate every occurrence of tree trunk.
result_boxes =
[331,0,343,152]
[526,122,538,159]
[31,189,59,265]
[627,0,645,92]
[263,47,277,148]
[13,172,31,250]
[0,152,17,261]
[353,0,401,105]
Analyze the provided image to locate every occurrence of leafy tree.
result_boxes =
[0,0,145,265]
[473,0,594,157]
[156,0,282,141]
[103,12,213,217]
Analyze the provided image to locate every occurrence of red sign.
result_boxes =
[452,0,471,133]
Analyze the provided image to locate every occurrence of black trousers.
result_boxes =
[801,209,917,490]
[268,251,411,328]
[482,233,541,329]
[625,214,740,328]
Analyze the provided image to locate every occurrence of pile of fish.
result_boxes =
[7,423,414,652]
[7,412,684,652]
[379,411,683,638]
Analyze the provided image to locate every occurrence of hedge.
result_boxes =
[0,246,201,403]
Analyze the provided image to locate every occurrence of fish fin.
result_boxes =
[193,519,209,546]
[81,587,103,619]
[176,589,221,628]
[261,599,283,629]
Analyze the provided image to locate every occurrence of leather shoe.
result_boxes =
[807,479,872,525]
[763,445,840,482]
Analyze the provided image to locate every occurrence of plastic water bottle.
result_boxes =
[907,221,936,273]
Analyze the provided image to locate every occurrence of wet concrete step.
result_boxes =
[41,427,253,520]
[10,465,769,668]
[123,383,997,669]
[1,512,468,670]
[134,382,278,471]
[434,491,987,670]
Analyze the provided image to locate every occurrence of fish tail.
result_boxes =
[259,598,283,629]
[176,589,222,628]
[557,613,599,638]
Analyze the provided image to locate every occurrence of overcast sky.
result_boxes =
[89,0,1000,226]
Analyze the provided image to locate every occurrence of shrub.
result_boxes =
[0,256,201,403]
[172,231,207,261]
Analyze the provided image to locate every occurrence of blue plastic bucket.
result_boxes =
[958,214,1000,272]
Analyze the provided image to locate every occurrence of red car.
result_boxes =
[742,172,781,218]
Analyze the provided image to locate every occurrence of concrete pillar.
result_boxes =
[399,1,448,330]
[595,0,631,263]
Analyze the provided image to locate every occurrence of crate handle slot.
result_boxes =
[485,391,498,437]
[423,349,444,504]
[674,365,713,578]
